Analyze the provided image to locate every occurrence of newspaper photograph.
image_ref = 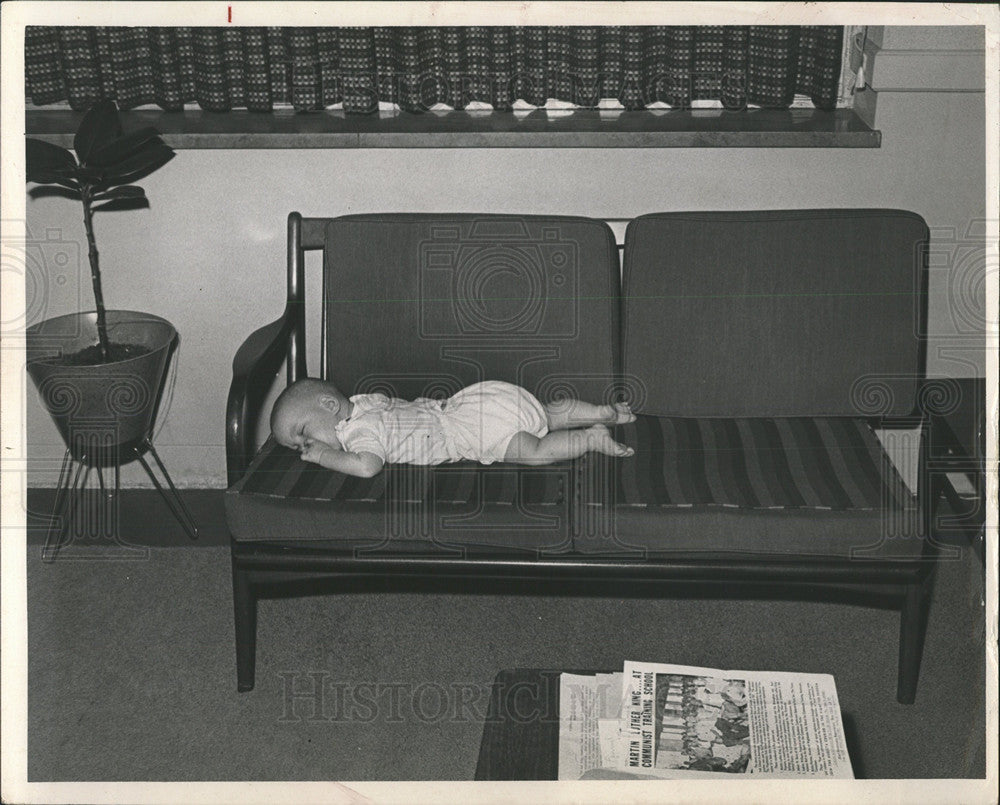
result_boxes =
[559,661,855,780]
[621,661,854,778]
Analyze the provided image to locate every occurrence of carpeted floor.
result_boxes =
[25,490,987,781]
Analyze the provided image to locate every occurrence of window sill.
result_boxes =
[26,108,880,149]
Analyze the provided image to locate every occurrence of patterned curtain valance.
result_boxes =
[25,26,844,114]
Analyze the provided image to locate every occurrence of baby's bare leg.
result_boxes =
[504,425,634,465]
[543,399,636,430]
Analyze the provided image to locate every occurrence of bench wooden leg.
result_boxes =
[897,426,942,705]
[232,559,257,692]
[896,577,930,704]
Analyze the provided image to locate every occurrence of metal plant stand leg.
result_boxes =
[42,449,74,563]
[112,462,121,545]
[41,439,197,563]
[43,463,91,562]
[134,438,199,540]
[96,466,114,540]
[75,466,92,530]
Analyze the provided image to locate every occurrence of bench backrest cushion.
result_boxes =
[621,209,928,417]
[323,214,620,405]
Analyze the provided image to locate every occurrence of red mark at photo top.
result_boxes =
[228,6,232,23]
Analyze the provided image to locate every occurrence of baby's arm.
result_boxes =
[300,441,384,477]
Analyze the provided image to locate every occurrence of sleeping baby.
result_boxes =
[270,379,635,477]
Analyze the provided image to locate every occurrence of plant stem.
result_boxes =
[80,188,110,361]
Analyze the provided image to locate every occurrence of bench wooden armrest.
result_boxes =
[226,312,295,485]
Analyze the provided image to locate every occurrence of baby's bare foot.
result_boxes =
[613,402,636,424]
[587,424,635,457]
[600,402,636,425]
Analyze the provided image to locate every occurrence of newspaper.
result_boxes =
[559,661,853,780]
[557,673,625,780]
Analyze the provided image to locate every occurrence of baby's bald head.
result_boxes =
[270,378,349,449]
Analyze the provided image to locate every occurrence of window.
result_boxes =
[25,26,877,148]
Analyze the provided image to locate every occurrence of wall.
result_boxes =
[22,26,988,488]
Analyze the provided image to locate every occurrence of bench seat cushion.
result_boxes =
[226,417,920,561]
[621,209,927,418]
[225,438,573,553]
[574,416,921,559]
[323,214,620,406]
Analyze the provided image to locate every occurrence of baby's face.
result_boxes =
[274,396,344,453]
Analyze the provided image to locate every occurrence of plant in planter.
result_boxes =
[25,99,197,558]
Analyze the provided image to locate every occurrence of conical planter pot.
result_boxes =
[26,310,176,467]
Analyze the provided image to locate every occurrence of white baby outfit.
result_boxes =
[334,381,549,465]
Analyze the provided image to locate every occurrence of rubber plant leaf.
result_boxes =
[28,169,79,186]
[28,186,82,202]
[99,143,175,187]
[92,185,146,201]
[47,176,81,190]
[91,196,151,213]
[88,127,162,168]
[75,166,105,184]
[32,177,82,193]
[25,138,77,183]
[73,99,123,164]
